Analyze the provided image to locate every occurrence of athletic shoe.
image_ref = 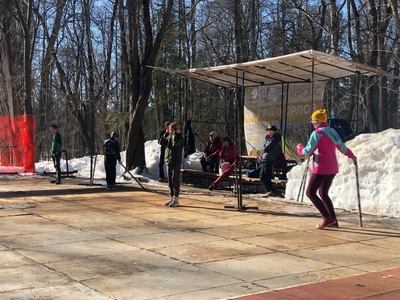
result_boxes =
[169,199,180,207]
[158,178,167,182]
[331,219,339,228]
[316,217,336,229]
[50,180,57,183]
[165,197,174,206]
[169,201,180,207]
[208,185,214,191]
[55,180,61,184]
[264,191,273,197]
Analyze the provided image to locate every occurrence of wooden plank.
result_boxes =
[181,169,286,188]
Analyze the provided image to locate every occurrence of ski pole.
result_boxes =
[120,163,145,190]
[296,168,306,202]
[354,162,363,227]
[300,157,310,202]
[90,152,98,186]
[297,156,309,202]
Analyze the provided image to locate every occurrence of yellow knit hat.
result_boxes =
[311,109,328,123]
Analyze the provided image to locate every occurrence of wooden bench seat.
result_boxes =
[180,169,286,192]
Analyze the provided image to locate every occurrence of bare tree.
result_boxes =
[123,0,174,171]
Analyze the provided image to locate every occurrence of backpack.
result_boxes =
[328,117,352,141]
[248,165,261,178]
[104,139,116,155]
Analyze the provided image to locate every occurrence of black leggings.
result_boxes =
[306,173,336,219]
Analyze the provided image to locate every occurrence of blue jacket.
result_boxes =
[261,133,282,163]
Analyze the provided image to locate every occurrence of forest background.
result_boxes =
[0,0,399,171]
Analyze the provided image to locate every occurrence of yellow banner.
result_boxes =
[244,82,325,155]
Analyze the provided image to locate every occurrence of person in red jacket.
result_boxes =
[297,109,357,229]
[208,136,238,191]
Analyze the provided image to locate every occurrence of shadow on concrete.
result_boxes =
[0,185,142,199]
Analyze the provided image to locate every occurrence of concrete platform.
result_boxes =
[0,175,399,300]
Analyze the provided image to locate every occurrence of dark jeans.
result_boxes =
[167,165,181,198]
[159,149,165,179]
[259,162,274,193]
[200,156,219,173]
[306,173,336,219]
[52,152,62,181]
[104,155,117,185]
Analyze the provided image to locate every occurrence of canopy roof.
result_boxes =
[150,49,387,88]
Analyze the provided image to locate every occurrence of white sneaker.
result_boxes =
[169,198,180,207]
[165,196,174,206]
[264,191,273,197]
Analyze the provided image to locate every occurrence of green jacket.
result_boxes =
[158,132,184,166]
[50,132,63,154]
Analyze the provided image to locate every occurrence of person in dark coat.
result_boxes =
[49,124,63,184]
[103,131,122,189]
[158,121,171,182]
[200,131,223,173]
[259,125,282,197]
[265,132,288,180]
[184,120,196,158]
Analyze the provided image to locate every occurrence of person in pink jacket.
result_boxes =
[297,109,357,229]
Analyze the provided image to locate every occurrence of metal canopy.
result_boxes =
[150,49,387,88]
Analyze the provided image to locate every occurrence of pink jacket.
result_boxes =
[297,123,355,174]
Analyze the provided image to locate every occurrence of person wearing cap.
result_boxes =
[297,109,357,229]
[259,125,282,197]
[265,130,288,180]
[158,122,184,207]
[200,131,223,173]
[103,131,122,190]
[158,121,171,182]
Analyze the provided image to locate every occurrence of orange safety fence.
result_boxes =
[0,115,35,173]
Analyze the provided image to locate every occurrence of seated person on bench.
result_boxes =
[208,136,238,190]
[200,131,222,173]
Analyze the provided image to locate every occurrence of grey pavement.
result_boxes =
[0,175,399,300]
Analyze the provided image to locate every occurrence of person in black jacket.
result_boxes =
[158,121,171,182]
[49,124,63,184]
[184,120,195,158]
[259,125,282,197]
[103,131,122,190]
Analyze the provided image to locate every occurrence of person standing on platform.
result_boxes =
[297,109,356,229]
[158,121,171,182]
[158,122,184,207]
[259,125,282,197]
[49,124,63,184]
[103,131,122,190]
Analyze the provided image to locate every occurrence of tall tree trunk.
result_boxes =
[13,0,34,115]
[0,0,19,116]
[125,0,174,171]
[366,0,380,132]
[36,0,67,158]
